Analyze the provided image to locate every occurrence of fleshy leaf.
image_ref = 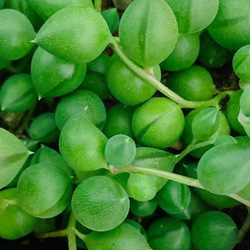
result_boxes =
[0,129,32,189]
[197,143,250,195]
[191,107,221,142]
[72,176,130,231]
[34,6,112,64]
[119,0,178,67]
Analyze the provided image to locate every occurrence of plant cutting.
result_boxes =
[0,0,250,249]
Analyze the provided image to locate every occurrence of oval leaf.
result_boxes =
[197,143,250,195]
[119,0,178,67]
[72,176,130,231]
[34,6,112,64]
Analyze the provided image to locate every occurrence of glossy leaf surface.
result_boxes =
[34,6,112,64]
[156,181,192,220]
[191,107,221,142]
[0,74,37,112]
[132,98,185,149]
[0,9,35,60]
[59,113,108,171]
[119,0,178,67]
[31,47,87,98]
[165,0,219,34]
[148,217,191,250]
[208,0,250,50]
[107,56,159,106]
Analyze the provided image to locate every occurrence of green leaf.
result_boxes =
[0,9,36,60]
[26,0,94,20]
[34,6,112,64]
[17,163,73,218]
[165,0,219,34]
[191,107,221,142]
[0,129,32,189]
[156,180,192,220]
[84,222,150,250]
[197,143,250,195]
[72,176,130,231]
[102,8,120,34]
[59,113,108,172]
[105,134,136,167]
[119,0,178,67]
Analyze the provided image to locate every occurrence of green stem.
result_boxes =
[35,213,77,250]
[109,37,227,109]
[73,228,87,242]
[35,229,67,239]
[238,207,250,242]
[229,194,250,208]
[174,138,216,165]
[112,164,204,189]
[67,213,77,250]
[110,164,250,207]
[94,0,102,12]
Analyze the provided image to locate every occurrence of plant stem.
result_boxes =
[73,228,87,242]
[173,138,215,165]
[36,229,67,239]
[111,164,250,207]
[109,37,227,109]
[67,213,77,250]
[94,0,102,12]
[238,207,250,242]
[229,194,250,208]
[112,164,205,189]
[35,213,78,250]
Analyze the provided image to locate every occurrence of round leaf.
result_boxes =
[72,176,130,231]
[105,134,136,168]
[197,143,250,195]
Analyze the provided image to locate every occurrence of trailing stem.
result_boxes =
[110,164,250,207]
[109,37,227,109]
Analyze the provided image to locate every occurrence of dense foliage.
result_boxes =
[0,0,250,249]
